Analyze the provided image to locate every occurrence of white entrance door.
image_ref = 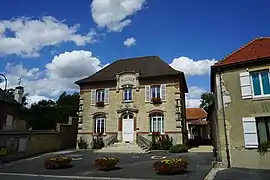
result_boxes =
[122,114,134,143]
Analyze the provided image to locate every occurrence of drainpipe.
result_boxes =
[218,68,231,168]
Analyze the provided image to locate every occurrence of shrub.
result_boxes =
[153,158,188,175]
[77,137,88,149]
[44,156,72,169]
[95,157,120,170]
[150,132,160,150]
[0,147,9,156]
[169,144,188,153]
[91,133,105,149]
[157,134,173,150]
[258,141,269,156]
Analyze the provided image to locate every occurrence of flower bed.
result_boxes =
[94,157,119,171]
[151,98,162,104]
[44,156,72,169]
[153,158,188,175]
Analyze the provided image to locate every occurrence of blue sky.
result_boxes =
[0,0,269,106]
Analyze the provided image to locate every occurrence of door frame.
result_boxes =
[122,114,134,143]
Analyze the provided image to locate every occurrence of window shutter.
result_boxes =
[161,84,166,101]
[239,72,252,99]
[242,117,258,148]
[145,85,150,102]
[104,88,109,104]
[91,89,96,105]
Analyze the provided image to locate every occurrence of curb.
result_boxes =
[204,168,226,180]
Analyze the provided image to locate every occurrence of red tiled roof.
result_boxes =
[188,119,208,125]
[186,108,207,121]
[214,37,270,67]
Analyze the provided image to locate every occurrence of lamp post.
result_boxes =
[0,73,7,100]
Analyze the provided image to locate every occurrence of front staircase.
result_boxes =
[95,142,150,154]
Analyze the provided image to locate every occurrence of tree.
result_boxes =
[5,88,29,106]
[200,92,215,112]
[27,100,58,130]
[26,91,79,130]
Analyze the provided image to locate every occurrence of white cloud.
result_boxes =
[26,95,51,107]
[0,16,96,57]
[91,0,146,32]
[185,86,206,108]
[0,50,107,105]
[170,56,216,76]
[124,37,136,47]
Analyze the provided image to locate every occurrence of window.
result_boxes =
[96,89,105,102]
[150,113,164,133]
[151,85,161,99]
[251,70,270,96]
[123,88,132,101]
[256,117,270,144]
[94,116,105,134]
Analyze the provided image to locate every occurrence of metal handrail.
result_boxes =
[104,133,117,147]
[136,133,151,150]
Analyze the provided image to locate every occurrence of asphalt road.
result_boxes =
[0,150,214,180]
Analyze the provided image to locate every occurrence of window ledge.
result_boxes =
[252,96,270,101]
[148,132,165,136]
[122,100,133,103]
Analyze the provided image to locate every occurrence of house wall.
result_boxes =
[0,103,27,130]
[78,76,186,146]
[213,63,270,169]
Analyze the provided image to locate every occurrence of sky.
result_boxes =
[0,0,269,107]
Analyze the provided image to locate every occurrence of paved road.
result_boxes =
[214,168,270,180]
[0,151,214,180]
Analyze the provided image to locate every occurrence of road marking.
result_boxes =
[0,172,155,180]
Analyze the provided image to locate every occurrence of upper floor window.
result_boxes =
[96,89,105,102]
[123,87,132,101]
[251,70,270,97]
[151,85,161,99]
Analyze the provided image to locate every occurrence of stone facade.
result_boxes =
[78,73,187,146]
[211,62,270,169]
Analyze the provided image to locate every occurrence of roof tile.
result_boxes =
[186,108,207,120]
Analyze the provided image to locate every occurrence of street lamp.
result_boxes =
[0,73,7,100]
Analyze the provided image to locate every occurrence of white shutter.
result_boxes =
[242,117,258,148]
[91,89,96,105]
[104,88,109,104]
[239,72,252,99]
[18,138,28,152]
[145,85,150,102]
[161,84,166,101]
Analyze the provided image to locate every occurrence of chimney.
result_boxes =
[14,86,24,104]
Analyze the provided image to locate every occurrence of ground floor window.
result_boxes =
[94,116,105,134]
[256,117,270,144]
[150,113,164,133]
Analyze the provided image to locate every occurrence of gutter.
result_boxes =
[218,68,231,168]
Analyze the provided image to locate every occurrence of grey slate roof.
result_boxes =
[75,56,185,84]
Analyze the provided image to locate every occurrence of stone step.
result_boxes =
[95,143,150,154]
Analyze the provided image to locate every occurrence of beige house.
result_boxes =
[210,37,270,169]
[75,56,188,146]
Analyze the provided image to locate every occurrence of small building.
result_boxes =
[0,86,28,130]
[210,37,270,169]
[186,108,209,141]
[75,56,188,146]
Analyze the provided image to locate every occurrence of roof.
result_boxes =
[213,37,270,67]
[75,56,184,84]
[0,88,29,112]
[186,108,207,121]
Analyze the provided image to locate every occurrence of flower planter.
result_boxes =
[96,101,105,107]
[94,157,119,171]
[44,156,72,169]
[151,98,162,104]
[153,158,188,175]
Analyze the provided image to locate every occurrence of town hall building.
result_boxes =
[75,56,188,146]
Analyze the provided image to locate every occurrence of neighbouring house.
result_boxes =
[0,86,28,131]
[186,108,210,142]
[210,37,270,169]
[75,56,188,146]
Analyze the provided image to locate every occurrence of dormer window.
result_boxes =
[123,87,132,101]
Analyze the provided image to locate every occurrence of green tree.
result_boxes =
[27,100,58,130]
[200,92,215,112]
[5,88,29,106]
[27,91,79,130]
